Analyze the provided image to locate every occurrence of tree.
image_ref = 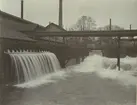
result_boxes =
[70,16,96,31]
[68,16,97,44]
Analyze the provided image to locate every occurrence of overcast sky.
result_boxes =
[0,0,137,29]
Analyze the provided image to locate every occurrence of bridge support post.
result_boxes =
[82,56,85,62]
[63,37,65,44]
[117,36,121,70]
[0,43,4,84]
[76,57,80,64]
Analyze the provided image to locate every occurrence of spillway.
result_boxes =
[1,53,136,105]
[7,50,61,83]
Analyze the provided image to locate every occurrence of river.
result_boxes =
[0,53,136,105]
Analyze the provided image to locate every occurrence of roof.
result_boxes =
[0,10,43,26]
[0,10,45,31]
[0,10,47,41]
[0,19,38,31]
[0,26,36,41]
[0,10,67,41]
[44,23,66,32]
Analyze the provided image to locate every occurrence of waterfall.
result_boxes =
[6,50,61,83]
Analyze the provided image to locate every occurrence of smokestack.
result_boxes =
[59,0,63,27]
[21,0,24,19]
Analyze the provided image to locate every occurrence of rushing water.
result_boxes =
[7,50,61,84]
[13,54,137,88]
[0,53,136,105]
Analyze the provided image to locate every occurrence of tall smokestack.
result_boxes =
[59,0,63,27]
[21,0,24,19]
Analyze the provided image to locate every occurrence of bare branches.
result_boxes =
[69,16,97,31]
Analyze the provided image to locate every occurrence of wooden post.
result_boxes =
[63,37,65,43]
[76,57,80,64]
[0,42,4,84]
[117,36,121,70]
[130,24,132,30]
[129,24,135,46]
[109,18,112,31]
[82,56,85,62]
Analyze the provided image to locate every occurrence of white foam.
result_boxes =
[73,55,103,73]
[96,69,136,86]
[73,55,137,86]
[15,54,137,88]
[15,70,68,88]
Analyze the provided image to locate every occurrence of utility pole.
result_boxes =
[130,24,132,30]
[129,24,135,46]
[129,24,133,39]
[21,0,24,19]
[109,18,112,31]
[117,36,121,70]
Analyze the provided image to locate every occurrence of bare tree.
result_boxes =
[70,16,96,31]
[68,16,97,44]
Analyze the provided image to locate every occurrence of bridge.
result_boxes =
[23,30,137,37]
[22,30,137,70]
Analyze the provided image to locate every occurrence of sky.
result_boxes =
[0,0,137,29]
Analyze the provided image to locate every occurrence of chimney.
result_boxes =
[59,0,63,27]
[21,0,24,19]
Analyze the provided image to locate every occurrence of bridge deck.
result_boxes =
[23,30,137,37]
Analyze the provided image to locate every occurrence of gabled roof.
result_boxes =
[37,23,66,41]
[0,10,67,32]
[0,10,45,31]
[0,11,67,41]
[0,19,37,31]
[0,26,35,41]
[0,10,41,25]
[0,10,47,40]
[44,23,66,32]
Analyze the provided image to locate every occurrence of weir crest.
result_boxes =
[5,50,61,84]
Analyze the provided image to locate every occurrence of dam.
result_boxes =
[0,0,137,104]
[6,50,61,84]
